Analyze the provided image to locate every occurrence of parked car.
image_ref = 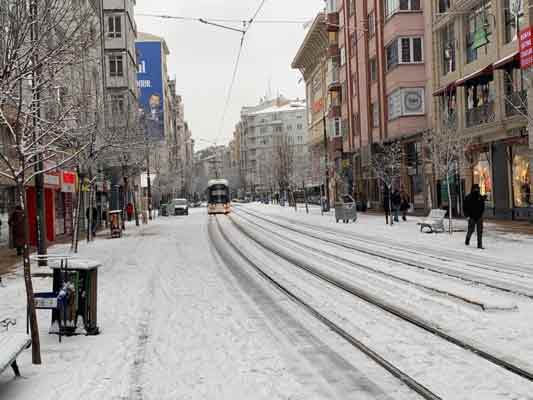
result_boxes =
[172,198,189,215]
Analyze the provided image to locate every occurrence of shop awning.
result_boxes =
[456,64,493,86]
[493,51,519,69]
[433,82,456,97]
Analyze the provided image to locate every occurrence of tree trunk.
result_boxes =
[132,190,140,227]
[72,172,84,253]
[17,182,41,364]
[389,188,393,226]
[303,180,309,214]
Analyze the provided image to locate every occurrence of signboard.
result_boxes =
[61,171,76,193]
[34,292,58,309]
[519,27,533,69]
[473,29,489,49]
[136,41,165,141]
[44,171,60,188]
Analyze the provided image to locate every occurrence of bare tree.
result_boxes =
[423,119,471,233]
[0,0,103,363]
[371,141,403,226]
[273,133,295,204]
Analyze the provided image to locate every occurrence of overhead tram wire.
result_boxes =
[136,13,309,25]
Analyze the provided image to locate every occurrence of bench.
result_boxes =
[0,319,31,378]
[417,209,447,233]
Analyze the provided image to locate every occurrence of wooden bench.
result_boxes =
[0,319,31,378]
[417,209,447,233]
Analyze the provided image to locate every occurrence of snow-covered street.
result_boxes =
[2,205,533,399]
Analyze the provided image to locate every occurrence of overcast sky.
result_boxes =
[135,0,324,150]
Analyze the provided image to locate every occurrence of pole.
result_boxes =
[146,148,153,220]
[322,115,330,211]
[303,179,309,214]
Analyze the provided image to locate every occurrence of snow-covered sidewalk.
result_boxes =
[0,210,344,399]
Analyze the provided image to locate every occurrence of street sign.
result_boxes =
[519,27,533,69]
[34,292,58,309]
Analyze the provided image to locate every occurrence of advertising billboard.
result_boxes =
[136,41,164,140]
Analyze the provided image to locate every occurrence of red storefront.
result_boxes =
[26,170,76,247]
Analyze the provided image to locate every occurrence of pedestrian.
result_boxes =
[400,190,410,221]
[392,189,401,222]
[383,187,391,224]
[8,205,25,256]
[86,206,98,237]
[126,202,133,221]
[463,184,485,249]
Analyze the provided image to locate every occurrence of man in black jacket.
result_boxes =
[463,184,485,249]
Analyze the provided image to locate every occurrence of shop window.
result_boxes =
[512,146,531,207]
[473,151,493,204]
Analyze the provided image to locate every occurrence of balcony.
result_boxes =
[465,102,495,128]
[328,104,341,119]
[327,12,339,32]
[328,43,340,58]
[441,111,458,131]
[327,67,341,92]
[505,90,527,118]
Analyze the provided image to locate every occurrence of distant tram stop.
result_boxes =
[30,257,101,341]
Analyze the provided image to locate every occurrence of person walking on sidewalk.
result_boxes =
[8,206,25,256]
[391,189,401,222]
[400,190,410,221]
[463,184,485,249]
[86,206,98,238]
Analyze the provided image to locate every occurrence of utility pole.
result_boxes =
[146,146,153,220]
[322,114,330,211]
[30,0,47,267]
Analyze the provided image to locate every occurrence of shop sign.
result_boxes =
[44,171,60,187]
[61,171,76,193]
[34,292,58,309]
[473,29,489,49]
[519,27,533,69]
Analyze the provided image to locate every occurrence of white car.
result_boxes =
[172,199,189,216]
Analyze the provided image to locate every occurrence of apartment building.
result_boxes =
[237,97,309,195]
[429,0,532,220]
[326,0,431,209]
[292,13,341,205]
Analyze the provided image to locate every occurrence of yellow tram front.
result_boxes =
[207,179,231,215]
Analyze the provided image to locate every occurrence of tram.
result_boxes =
[207,179,231,215]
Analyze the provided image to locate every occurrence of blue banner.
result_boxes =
[136,41,164,140]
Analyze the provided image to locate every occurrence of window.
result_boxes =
[326,0,337,14]
[439,0,451,13]
[109,54,123,77]
[441,24,456,75]
[386,37,423,69]
[340,46,346,65]
[274,126,282,133]
[387,88,425,120]
[370,58,377,81]
[465,3,492,63]
[296,124,303,130]
[368,12,376,38]
[297,136,303,143]
[371,103,379,128]
[111,94,125,114]
[504,0,525,43]
[108,16,122,38]
[260,126,268,134]
[286,124,293,131]
[384,0,420,17]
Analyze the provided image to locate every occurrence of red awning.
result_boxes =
[493,51,520,69]
[433,82,457,97]
[456,65,493,86]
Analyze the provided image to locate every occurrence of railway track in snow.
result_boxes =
[223,212,533,386]
[210,216,443,400]
[234,207,533,299]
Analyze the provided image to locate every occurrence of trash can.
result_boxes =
[109,210,122,238]
[50,259,101,336]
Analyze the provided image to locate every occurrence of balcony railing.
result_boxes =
[465,101,495,128]
[327,67,340,91]
[441,111,457,130]
[505,90,527,117]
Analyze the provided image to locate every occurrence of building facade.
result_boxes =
[237,97,309,195]
[429,0,532,220]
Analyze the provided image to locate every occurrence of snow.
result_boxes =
[2,205,533,399]
[0,333,30,374]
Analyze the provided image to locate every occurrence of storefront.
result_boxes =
[510,143,531,219]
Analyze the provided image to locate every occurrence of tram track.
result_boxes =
[225,212,533,384]
[209,216,442,400]
[236,206,533,279]
[234,207,533,299]
[232,211,501,311]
